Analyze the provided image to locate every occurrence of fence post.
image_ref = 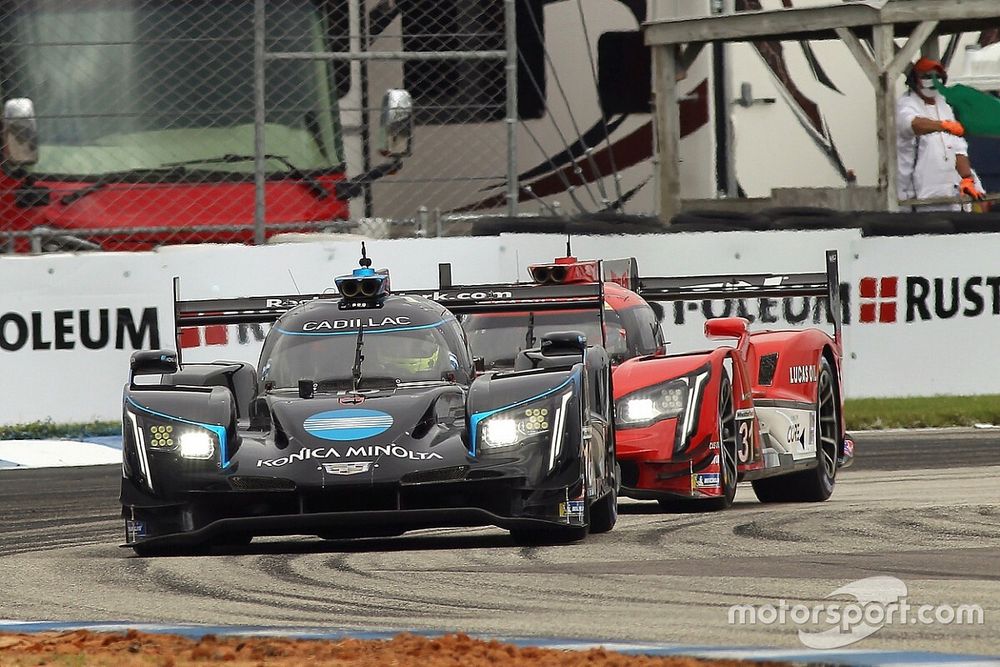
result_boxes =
[253,0,267,245]
[505,0,518,218]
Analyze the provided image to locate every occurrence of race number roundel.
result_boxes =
[303,409,394,441]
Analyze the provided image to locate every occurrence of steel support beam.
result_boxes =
[873,24,898,212]
[653,45,682,225]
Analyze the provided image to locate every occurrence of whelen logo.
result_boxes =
[859,277,898,323]
[180,323,267,349]
[858,275,1000,324]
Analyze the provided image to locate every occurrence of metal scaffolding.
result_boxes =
[643,0,1000,223]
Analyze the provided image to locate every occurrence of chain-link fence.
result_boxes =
[0,0,525,252]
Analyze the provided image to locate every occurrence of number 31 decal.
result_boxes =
[736,417,754,463]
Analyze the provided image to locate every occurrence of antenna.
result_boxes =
[566,235,572,258]
[287,269,301,295]
[359,241,372,268]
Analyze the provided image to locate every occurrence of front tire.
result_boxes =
[706,374,739,510]
[752,357,839,503]
[588,486,617,534]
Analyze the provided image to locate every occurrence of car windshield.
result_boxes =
[6,0,343,177]
[259,324,462,390]
[462,309,627,370]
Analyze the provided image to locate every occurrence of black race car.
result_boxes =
[120,249,618,554]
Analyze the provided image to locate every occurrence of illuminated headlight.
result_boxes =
[617,379,690,427]
[616,368,709,452]
[126,408,222,461]
[478,400,561,453]
[178,431,215,460]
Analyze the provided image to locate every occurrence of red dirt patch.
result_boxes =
[0,630,787,666]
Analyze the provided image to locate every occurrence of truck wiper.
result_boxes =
[351,322,365,394]
[60,166,189,205]
[162,153,329,200]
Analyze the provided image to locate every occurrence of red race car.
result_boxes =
[459,251,854,510]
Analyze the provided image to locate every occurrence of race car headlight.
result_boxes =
[178,430,215,460]
[480,401,554,451]
[616,369,709,434]
[617,379,689,427]
[126,406,223,461]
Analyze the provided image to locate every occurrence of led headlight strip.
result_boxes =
[469,374,577,456]
[125,409,154,492]
[548,391,573,470]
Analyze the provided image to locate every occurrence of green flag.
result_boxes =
[935,79,1000,137]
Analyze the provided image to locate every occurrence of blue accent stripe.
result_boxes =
[125,397,229,468]
[469,373,577,455]
[0,622,995,665]
[277,318,453,337]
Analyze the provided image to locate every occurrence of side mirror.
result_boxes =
[705,317,750,341]
[379,89,413,158]
[130,350,178,384]
[540,330,587,357]
[3,98,38,167]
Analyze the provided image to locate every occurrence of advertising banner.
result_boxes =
[2,231,997,423]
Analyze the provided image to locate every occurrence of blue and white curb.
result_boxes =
[0,436,122,470]
[0,621,996,666]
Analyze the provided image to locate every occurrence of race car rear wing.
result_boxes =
[406,262,609,345]
[633,250,843,344]
[170,279,338,365]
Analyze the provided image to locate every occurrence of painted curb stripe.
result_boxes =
[0,621,996,666]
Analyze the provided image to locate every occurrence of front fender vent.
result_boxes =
[400,465,470,485]
[758,353,779,386]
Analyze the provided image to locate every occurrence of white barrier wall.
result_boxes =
[1,230,998,423]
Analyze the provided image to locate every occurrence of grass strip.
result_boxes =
[0,420,120,441]
[845,395,1000,430]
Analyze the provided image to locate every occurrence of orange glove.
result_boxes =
[960,177,984,200]
[940,120,965,137]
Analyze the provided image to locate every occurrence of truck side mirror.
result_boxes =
[3,98,38,167]
[379,89,413,158]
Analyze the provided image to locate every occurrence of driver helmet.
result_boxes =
[381,335,441,375]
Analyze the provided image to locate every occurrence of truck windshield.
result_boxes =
[4,0,343,178]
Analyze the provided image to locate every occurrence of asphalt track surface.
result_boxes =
[1,429,998,658]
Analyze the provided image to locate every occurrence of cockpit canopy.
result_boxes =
[258,295,473,391]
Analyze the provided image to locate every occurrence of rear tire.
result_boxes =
[752,357,839,503]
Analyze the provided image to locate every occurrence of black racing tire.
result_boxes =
[671,209,773,231]
[470,216,568,236]
[759,206,841,220]
[945,213,1000,234]
[705,374,739,511]
[564,220,664,235]
[588,369,619,534]
[751,357,840,503]
[663,221,748,233]
[770,214,856,231]
[857,212,955,236]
